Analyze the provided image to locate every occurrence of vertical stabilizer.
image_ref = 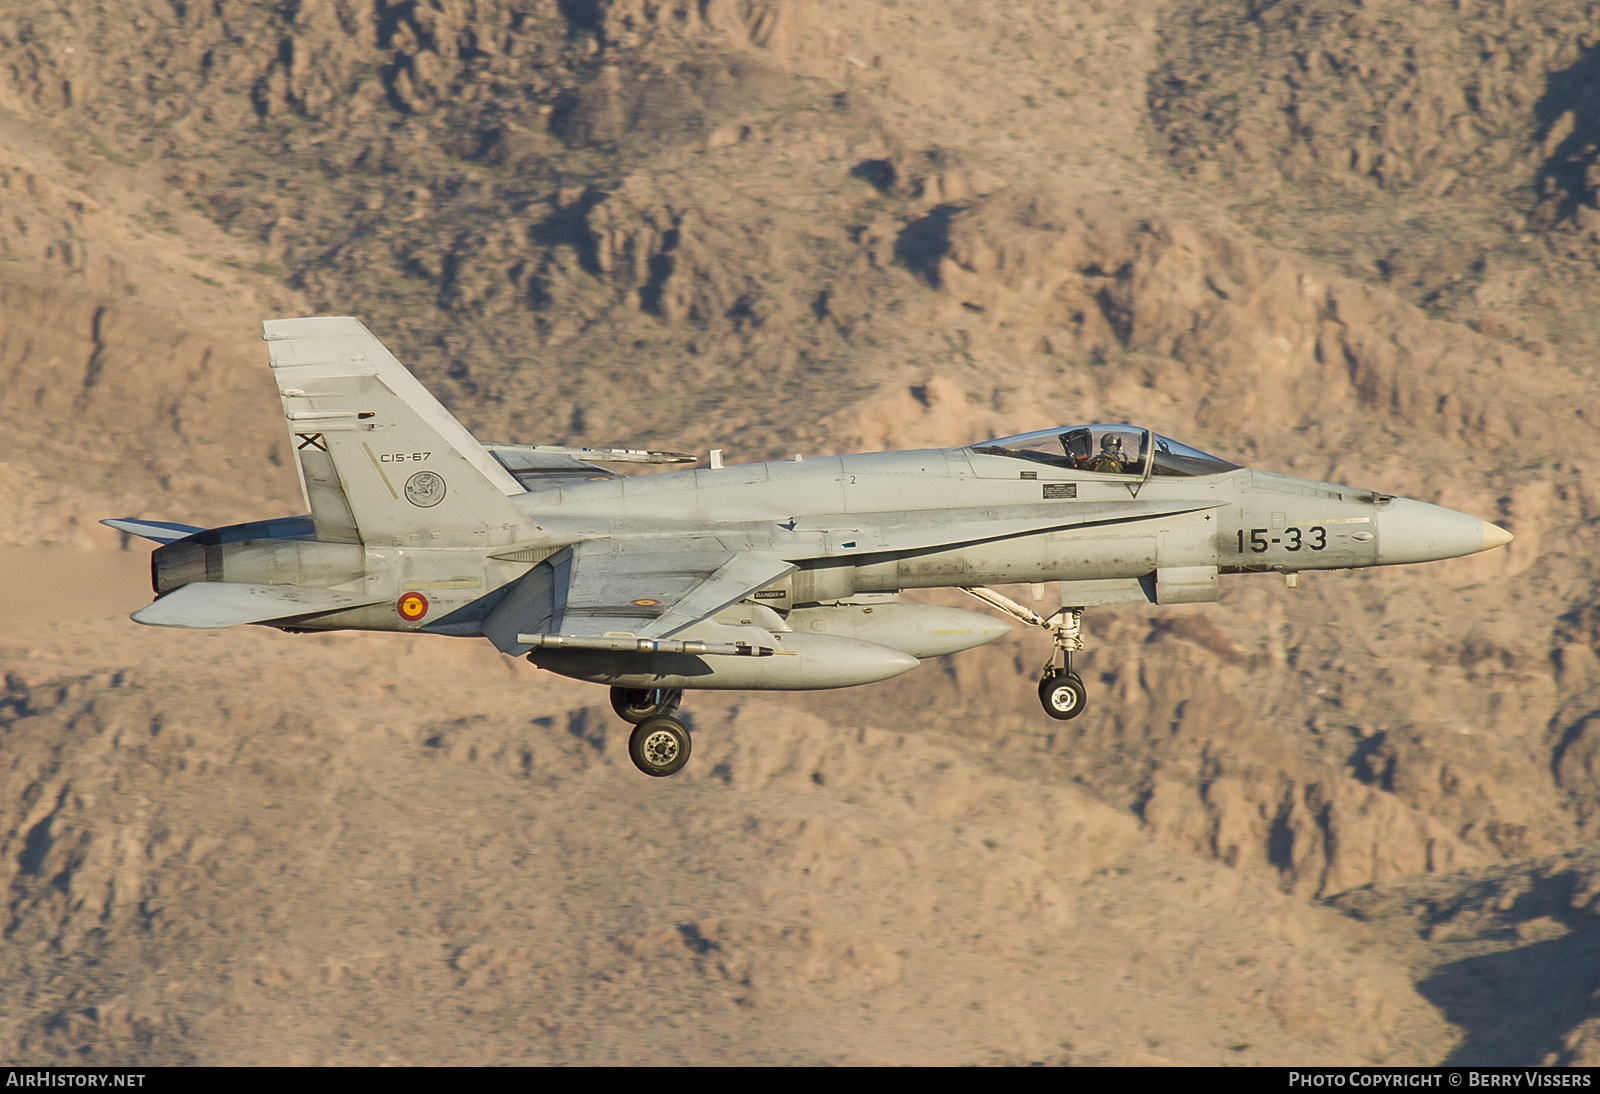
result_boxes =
[263,317,534,546]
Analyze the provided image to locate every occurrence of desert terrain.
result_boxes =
[2,0,1600,1065]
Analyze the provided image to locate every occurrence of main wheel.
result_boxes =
[1039,672,1087,721]
[628,715,692,778]
[610,686,679,725]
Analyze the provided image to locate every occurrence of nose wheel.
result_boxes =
[1038,671,1087,720]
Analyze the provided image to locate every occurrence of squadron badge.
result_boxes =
[404,470,447,507]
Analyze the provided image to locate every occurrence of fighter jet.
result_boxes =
[104,317,1514,777]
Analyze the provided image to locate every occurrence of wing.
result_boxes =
[563,540,795,638]
[483,444,698,492]
[481,539,795,655]
[484,444,618,493]
[131,582,386,628]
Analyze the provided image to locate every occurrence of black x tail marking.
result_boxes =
[296,433,328,452]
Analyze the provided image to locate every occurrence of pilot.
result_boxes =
[1088,434,1130,474]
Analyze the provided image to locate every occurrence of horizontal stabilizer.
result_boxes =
[101,517,205,545]
[131,582,385,629]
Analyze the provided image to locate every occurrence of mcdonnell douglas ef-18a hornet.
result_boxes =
[105,317,1514,778]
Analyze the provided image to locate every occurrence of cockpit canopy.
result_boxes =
[971,425,1240,478]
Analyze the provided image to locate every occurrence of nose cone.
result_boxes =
[1377,498,1515,566]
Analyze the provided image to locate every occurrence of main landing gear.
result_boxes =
[961,588,1089,722]
[610,687,691,777]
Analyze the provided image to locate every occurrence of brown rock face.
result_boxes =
[3,0,1600,1066]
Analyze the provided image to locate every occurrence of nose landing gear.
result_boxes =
[1037,605,1087,721]
[961,587,1089,721]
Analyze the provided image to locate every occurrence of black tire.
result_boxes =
[628,716,692,778]
[610,686,679,725]
[1039,672,1087,721]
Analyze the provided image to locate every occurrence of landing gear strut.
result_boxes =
[1037,606,1087,721]
[961,587,1089,721]
[610,686,682,725]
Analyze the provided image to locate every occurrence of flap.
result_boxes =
[562,539,795,640]
[481,539,794,654]
[131,582,386,629]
